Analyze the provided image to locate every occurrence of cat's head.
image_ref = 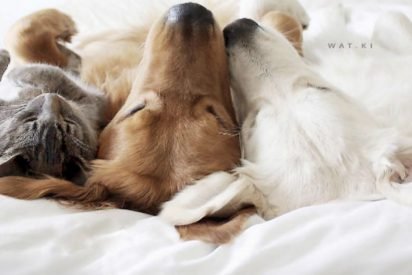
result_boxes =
[0,92,100,185]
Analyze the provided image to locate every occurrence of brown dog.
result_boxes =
[89,3,241,213]
[0,4,246,242]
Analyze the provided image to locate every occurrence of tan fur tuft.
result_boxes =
[5,9,78,68]
[262,11,304,55]
[0,176,116,209]
[177,207,256,244]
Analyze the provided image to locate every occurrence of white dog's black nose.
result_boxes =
[223,18,259,48]
[166,2,214,26]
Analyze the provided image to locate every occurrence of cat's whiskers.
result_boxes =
[55,88,62,97]
[0,104,26,110]
[67,135,94,155]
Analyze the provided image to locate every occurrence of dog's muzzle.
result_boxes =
[223,18,259,48]
[165,2,214,26]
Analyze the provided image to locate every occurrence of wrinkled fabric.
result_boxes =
[1,196,412,275]
[1,0,412,274]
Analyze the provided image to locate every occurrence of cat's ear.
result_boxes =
[0,49,10,80]
[0,154,25,176]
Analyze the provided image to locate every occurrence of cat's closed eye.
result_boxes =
[63,118,76,125]
[73,94,86,101]
[23,117,36,123]
[20,112,37,123]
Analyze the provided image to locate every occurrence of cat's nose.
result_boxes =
[44,94,61,112]
[40,94,64,121]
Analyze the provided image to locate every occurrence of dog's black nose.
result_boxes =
[223,18,259,47]
[166,2,214,25]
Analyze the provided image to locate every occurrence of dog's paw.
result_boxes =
[257,205,277,220]
[39,9,78,42]
[6,9,78,69]
[160,171,239,225]
[159,202,208,226]
[57,44,81,74]
[391,159,408,182]
[238,0,310,29]
[247,187,278,220]
[374,157,408,183]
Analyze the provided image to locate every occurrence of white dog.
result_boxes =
[160,15,412,225]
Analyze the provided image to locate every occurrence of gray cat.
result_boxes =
[0,50,106,185]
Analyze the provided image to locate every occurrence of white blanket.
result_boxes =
[1,195,412,275]
[1,0,412,274]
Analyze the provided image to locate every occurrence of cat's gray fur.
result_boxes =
[0,50,9,80]
[0,49,106,185]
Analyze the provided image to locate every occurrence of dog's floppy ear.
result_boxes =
[261,11,304,56]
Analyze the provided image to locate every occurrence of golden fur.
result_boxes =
[262,11,303,55]
[177,207,256,243]
[5,9,78,68]
[0,7,304,244]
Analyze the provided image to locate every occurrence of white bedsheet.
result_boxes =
[1,0,412,274]
[1,195,412,275]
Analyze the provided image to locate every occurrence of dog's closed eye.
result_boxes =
[206,105,227,128]
[126,103,145,117]
[194,98,235,132]
[204,103,238,134]
[118,103,146,122]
